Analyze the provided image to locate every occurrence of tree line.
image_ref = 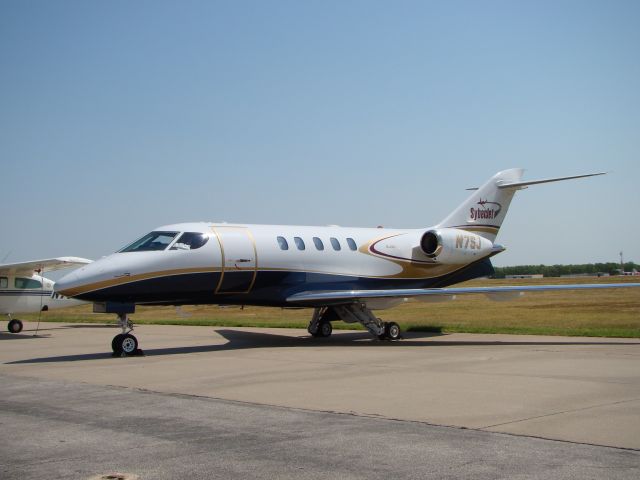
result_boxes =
[492,262,639,278]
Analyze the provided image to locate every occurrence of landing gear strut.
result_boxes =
[307,308,334,337]
[307,305,402,341]
[7,316,23,334]
[111,313,141,356]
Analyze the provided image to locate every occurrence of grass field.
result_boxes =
[17,277,640,338]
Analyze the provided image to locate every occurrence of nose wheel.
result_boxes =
[112,333,139,355]
[111,313,143,356]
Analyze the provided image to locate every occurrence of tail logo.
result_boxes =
[469,199,502,221]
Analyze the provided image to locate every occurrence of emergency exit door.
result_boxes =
[213,227,257,294]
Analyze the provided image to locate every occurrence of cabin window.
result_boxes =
[294,237,305,250]
[313,237,324,251]
[15,277,42,289]
[330,237,341,251]
[0,277,7,288]
[346,238,357,251]
[119,231,179,252]
[277,236,289,250]
[170,232,209,250]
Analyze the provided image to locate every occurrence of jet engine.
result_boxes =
[419,228,493,264]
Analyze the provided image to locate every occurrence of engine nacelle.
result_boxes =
[420,228,493,264]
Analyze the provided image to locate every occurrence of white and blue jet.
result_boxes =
[55,169,640,354]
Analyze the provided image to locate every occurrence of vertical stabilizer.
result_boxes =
[436,168,525,242]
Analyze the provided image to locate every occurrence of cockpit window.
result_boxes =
[170,232,209,250]
[119,231,179,252]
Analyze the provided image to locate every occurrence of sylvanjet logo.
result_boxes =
[469,199,502,221]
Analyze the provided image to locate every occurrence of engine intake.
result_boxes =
[420,230,442,257]
[419,228,493,264]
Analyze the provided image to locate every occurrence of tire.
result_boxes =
[308,323,320,336]
[112,334,125,353]
[386,322,401,340]
[8,319,23,334]
[319,321,332,337]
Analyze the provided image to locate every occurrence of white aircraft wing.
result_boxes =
[287,282,640,305]
[0,257,93,276]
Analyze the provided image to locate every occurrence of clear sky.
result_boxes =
[1,0,639,267]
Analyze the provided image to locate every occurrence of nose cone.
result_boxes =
[53,270,81,297]
[55,261,103,298]
[54,270,79,295]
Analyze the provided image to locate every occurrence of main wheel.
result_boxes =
[8,319,23,334]
[308,322,320,336]
[318,320,332,337]
[386,322,401,340]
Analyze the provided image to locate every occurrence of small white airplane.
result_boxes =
[1,257,92,333]
[55,169,640,355]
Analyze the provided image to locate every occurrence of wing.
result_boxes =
[0,257,93,276]
[287,283,640,306]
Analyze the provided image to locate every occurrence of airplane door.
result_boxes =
[213,226,257,294]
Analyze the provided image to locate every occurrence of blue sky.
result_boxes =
[1,0,639,267]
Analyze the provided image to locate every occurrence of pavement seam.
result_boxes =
[98,380,640,454]
[480,397,640,429]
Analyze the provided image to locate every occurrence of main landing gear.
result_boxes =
[111,313,142,356]
[307,305,402,341]
[7,316,23,334]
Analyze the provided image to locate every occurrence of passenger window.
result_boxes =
[313,237,324,251]
[330,237,341,251]
[170,232,209,250]
[346,238,357,251]
[0,277,7,288]
[294,237,305,250]
[277,236,289,250]
[15,277,43,289]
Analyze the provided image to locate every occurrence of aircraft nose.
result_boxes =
[55,262,100,298]
[54,270,81,296]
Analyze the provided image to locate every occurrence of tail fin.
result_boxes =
[436,169,606,242]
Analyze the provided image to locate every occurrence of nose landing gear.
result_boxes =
[93,303,143,357]
[111,312,143,356]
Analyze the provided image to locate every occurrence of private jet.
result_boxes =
[1,257,92,333]
[55,169,640,355]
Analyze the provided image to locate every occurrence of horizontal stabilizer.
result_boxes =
[287,283,640,305]
[496,172,607,189]
[467,172,606,191]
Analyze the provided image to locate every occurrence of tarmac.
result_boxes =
[1,321,639,479]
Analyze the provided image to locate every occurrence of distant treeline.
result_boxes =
[493,262,639,278]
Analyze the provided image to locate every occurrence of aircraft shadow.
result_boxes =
[6,328,638,365]
[0,332,51,340]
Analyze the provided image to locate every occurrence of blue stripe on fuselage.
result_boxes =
[69,258,495,307]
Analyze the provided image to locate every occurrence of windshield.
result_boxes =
[119,231,179,252]
[170,232,209,250]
